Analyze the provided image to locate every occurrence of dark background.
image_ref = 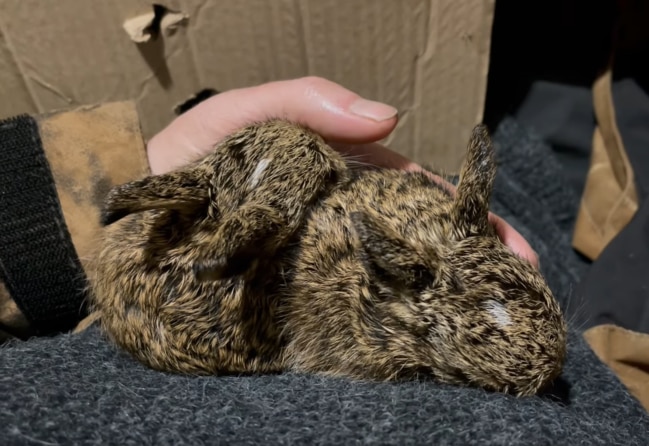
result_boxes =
[485,0,616,128]
[483,0,647,197]
[483,0,649,334]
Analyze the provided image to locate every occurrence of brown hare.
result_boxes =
[90,120,567,397]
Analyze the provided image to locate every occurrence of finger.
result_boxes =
[489,214,540,268]
[336,143,539,268]
[331,141,420,171]
[147,76,398,174]
[332,141,459,192]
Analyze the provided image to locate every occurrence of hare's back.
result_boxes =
[340,169,456,240]
[292,168,455,280]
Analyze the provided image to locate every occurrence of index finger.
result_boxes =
[147,77,399,174]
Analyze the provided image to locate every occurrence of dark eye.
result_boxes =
[409,264,436,292]
[364,258,434,295]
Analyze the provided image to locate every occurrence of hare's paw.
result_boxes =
[193,204,285,281]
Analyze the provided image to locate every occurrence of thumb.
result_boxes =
[147,76,398,174]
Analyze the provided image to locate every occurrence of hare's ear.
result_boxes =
[100,170,209,226]
[351,212,436,292]
[452,124,496,237]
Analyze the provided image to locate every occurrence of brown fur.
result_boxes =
[90,120,567,397]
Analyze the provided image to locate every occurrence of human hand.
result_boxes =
[146,76,538,268]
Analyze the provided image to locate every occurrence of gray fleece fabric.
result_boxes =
[1,117,648,445]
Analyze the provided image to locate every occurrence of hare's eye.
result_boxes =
[363,257,434,295]
[409,264,435,293]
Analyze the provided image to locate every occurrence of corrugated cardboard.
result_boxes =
[0,0,494,172]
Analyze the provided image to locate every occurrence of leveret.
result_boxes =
[90,120,567,397]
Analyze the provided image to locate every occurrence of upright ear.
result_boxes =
[100,169,209,226]
[452,124,496,237]
[350,212,436,292]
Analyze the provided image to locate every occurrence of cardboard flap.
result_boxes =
[0,0,494,173]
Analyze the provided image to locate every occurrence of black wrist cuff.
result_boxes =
[0,114,88,335]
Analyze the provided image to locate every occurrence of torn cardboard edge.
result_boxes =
[123,4,188,43]
[0,0,494,173]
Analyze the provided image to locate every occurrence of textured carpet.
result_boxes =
[1,117,648,445]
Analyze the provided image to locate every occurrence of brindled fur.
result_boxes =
[90,120,567,397]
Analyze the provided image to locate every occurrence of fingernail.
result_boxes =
[349,98,398,122]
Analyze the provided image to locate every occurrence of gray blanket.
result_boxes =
[1,118,647,445]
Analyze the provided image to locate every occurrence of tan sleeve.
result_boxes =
[584,324,649,412]
[571,1,641,261]
[0,101,151,341]
[571,65,638,260]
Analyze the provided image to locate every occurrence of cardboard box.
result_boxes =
[0,0,494,172]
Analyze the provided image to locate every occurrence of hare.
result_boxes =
[90,120,567,397]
